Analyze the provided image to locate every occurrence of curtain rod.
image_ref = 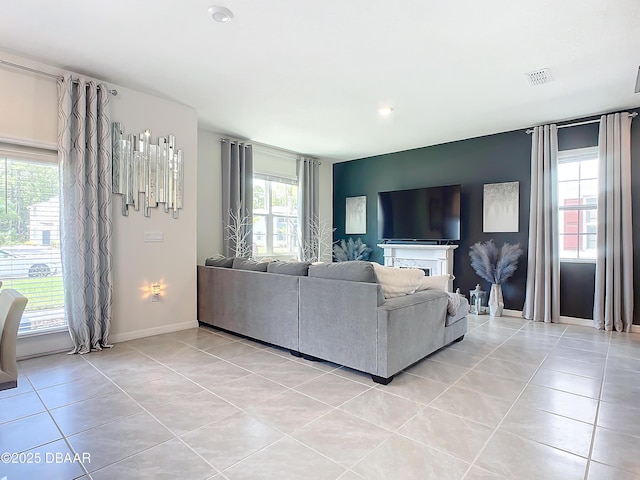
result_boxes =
[221,138,321,164]
[0,59,118,96]
[525,112,637,134]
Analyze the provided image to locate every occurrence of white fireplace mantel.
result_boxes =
[377,244,458,291]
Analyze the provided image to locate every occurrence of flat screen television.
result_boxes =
[378,184,461,242]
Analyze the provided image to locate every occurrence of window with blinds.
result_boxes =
[0,143,66,334]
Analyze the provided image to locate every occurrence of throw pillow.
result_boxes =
[232,258,270,272]
[267,261,312,276]
[204,255,234,268]
[308,261,377,283]
[415,274,453,292]
[371,263,425,299]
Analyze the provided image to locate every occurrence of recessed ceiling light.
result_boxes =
[378,107,394,116]
[208,6,234,23]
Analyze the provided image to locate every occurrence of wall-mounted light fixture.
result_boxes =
[151,282,161,302]
[112,123,184,218]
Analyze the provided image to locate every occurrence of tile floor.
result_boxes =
[1,315,640,479]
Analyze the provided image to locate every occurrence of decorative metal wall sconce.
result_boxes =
[112,122,184,218]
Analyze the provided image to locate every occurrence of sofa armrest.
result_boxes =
[377,290,449,378]
[299,276,380,374]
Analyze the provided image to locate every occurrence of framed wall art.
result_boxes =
[345,196,367,234]
[483,181,519,232]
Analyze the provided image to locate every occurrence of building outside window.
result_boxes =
[557,146,598,261]
[0,147,66,334]
[252,174,298,258]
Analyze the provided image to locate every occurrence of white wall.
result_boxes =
[1,51,198,356]
[109,86,198,342]
[197,129,223,263]
[196,131,333,264]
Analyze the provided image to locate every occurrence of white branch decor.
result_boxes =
[300,216,335,263]
[226,206,253,258]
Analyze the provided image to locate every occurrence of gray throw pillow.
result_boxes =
[232,258,270,272]
[204,256,234,268]
[267,261,311,276]
[308,261,377,283]
[309,261,384,306]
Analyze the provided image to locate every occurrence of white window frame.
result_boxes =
[557,146,599,263]
[253,173,298,259]
[0,141,67,336]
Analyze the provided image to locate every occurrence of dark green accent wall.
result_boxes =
[333,111,640,323]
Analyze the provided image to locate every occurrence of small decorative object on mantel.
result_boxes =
[111,122,184,218]
[469,240,523,317]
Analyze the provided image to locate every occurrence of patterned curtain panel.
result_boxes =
[522,124,560,323]
[221,139,253,257]
[297,157,320,261]
[57,75,113,354]
[594,112,634,332]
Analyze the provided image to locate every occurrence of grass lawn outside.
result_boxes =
[2,275,64,310]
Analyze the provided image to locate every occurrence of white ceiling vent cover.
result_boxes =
[526,68,552,86]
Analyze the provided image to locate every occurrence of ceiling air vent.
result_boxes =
[526,68,552,86]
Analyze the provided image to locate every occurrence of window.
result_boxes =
[0,146,66,334]
[557,147,599,261]
[253,174,298,258]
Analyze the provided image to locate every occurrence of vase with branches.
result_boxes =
[469,240,523,316]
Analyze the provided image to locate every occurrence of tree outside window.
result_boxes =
[252,174,298,258]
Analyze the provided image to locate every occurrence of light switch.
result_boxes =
[144,231,164,242]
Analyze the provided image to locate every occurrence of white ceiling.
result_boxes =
[2,0,640,161]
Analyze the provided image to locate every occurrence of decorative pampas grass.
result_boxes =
[469,240,523,284]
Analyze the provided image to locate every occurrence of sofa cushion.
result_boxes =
[267,261,311,276]
[371,263,425,299]
[415,274,452,292]
[308,261,377,283]
[232,258,270,272]
[204,256,235,268]
[309,261,386,305]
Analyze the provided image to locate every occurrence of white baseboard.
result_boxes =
[501,309,523,318]
[497,309,640,333]
[17,330,74,360]
[109,320,199,344]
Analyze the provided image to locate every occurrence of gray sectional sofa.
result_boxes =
[197,258,467,384]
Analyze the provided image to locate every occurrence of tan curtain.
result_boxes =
[593,113,634,332]
[522,124,560,323]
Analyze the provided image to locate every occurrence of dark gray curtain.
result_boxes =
[57,75,113,354]
[594,112,634,332]
[523,124,560,323]
[297,157,320,261]
[221,139,253,257]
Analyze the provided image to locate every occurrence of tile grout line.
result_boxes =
[126,336,377,477]
[459,318,566,479]
[582,330,612,480]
